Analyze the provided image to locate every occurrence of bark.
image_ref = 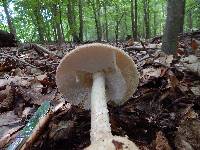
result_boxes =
[2,0,16,37]
[34,13,45,43]
[123,12,128,39]
[153,11,157,36]
[134,0,138,40]
[0,30,17,47]
[143,0,150,39]
[131,0,138,40]
[115,13,124,43]
[131,0,135,39]
[60,9,65,42]
[67,0,79,42]
[103,2,108,41]
[78,0,84,42]
[52,3,64,44]
[90,0,102,41]
[43,15,51,42]
[162,0,185,54]
[178,0,186,33]
[188,10,193,31]
[32,0,45,43]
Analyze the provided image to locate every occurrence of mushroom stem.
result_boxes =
[91,71,112,143]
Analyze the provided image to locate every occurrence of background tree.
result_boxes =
[143,0,150,39]
[178,0,186,33]
[2,0,16,37]
[162,0,186,54]
[89,0,102,41]
[78,0,83,42]
[67,0,79,42]
[0,0,199,43]
[52,1,64,44]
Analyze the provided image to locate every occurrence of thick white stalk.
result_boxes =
[90,71,112,143]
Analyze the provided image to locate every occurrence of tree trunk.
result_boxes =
[162,0,185,54]
[103,2,108,42]
[143,0,150,39]
[32,0,45,43]
[59,3,65,43]
[52,3,64,45]
[188,10,193,31]
[153,2,157,36]
[78,0,83,42]
[178,0,185,33]
[67,0,79,42]
[90,0,102,41]
[2,0,16,37]
[134,0,138,40]
[131,0,138,40]
[153,11,157,36]
[115,13,124,44]
[0,30,17,47]
[35,12,45,43]
[131,0,135,39]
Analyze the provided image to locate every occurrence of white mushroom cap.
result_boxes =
[56,43,139,109]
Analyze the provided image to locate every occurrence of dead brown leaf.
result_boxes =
[155,131,172,150]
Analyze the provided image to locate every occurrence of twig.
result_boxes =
[140,40,146,51]
[17,43,62,58]
[0,120,22,127]
[0,53,38,68]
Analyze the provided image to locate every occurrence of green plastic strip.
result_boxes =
[7,100,51,150]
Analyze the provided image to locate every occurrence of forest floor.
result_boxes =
[0,31,200,150]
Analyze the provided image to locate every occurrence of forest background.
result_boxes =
[0,0,199,44]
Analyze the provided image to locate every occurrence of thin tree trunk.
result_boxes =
[162,0,185,54]
[32,0,45,43]
[153,2,157,36]
[134,0,138,40]
[153,11,157,36]
[35,12,45,43]
[143,0,150,39]
[53,3,64,45]
[131,0,135,39]
[78,0,83,42]
[188,10,193,31]
[52,20,58,42]
[2,0,16,37]
[178,0,185,33]
[103,2,108,42]
[124,12,128,39]
[59,4,65,42]
[90,0,102,41]
[115,13,124,44]
[46,22,52,42]
[67,0,79,42]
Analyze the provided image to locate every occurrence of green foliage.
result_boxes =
[0,0,199,42]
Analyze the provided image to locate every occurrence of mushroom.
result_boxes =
[56,43,139,150]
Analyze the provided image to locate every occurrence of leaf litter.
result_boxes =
[0,31,200,149]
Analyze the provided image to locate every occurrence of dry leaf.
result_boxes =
[190,86,200,96]
[191,39,200,52]
[175,119,200,150]
[168,71,179,89]
[0,86,13,112]
[155,131,172,150]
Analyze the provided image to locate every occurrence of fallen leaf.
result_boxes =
[0,85,14,112]
[175,119,200,150]
[190,86,200,96]
[0,111,22,148]
[155,131,172,150]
